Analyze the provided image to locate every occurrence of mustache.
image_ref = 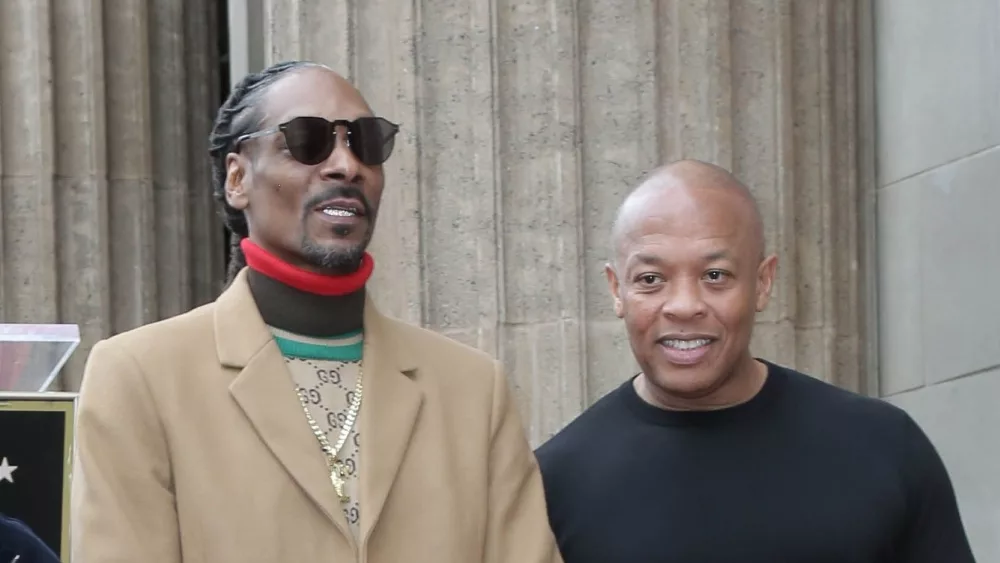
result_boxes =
[303,185,372,216]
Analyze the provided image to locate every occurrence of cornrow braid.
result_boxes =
[208,60,321,284]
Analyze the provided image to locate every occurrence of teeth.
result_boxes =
[661,338,711,350]
[322,207,355,217]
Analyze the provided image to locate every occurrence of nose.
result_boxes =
[660,278,707,320]
[319,126,363,184]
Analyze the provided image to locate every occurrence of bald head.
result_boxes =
[610,160,765,269]
[602,159,779,412]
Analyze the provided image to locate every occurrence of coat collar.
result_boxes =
[214,268,424,548]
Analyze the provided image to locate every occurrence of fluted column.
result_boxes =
[0,0,225,390]
[262,0,872,444]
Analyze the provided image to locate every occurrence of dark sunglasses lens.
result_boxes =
[350,117,398,165]
[283,117,334,165]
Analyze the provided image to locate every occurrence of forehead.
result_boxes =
[260,67,374,125]
[620,187,755,262]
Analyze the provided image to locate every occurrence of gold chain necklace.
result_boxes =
[295,363,364,504]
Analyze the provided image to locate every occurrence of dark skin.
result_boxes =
[224,66,385,274]
[606,160,778,411]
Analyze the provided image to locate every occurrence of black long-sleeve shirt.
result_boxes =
[535,360,977,563]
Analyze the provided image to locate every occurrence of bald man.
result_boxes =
[534,160,975,563]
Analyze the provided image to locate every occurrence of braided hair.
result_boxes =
[209,60,320,283]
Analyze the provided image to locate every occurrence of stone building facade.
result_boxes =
[1,0,877,434]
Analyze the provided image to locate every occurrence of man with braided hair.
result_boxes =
[70,61,561,563]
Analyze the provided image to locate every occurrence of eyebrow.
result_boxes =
[632,252,663,266]
[630,249,733,266]
[703,250,732,262]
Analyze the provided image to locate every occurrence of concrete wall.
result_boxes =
[247,0,876,444]
[874,0,1000,559]
[0,0,226,388]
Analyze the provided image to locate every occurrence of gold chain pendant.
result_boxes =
[295,363,364,505]
[330,462,348,502]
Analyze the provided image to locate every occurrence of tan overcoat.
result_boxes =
[70,269,561,563]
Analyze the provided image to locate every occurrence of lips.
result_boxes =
[315,198,366,218]
[660,338,713,350]
[656,335,717,366]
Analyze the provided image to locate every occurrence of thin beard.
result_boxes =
[301,243,363,274]
[300,231,371,275]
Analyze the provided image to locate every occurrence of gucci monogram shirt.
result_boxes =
[271,327,363,539]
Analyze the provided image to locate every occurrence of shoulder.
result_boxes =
[371,314,509,414]
[95,302,217,359]
[0,514,59,561]
[373,314,520,432]
[0,513,32,542]
[78,303,219,403]
[535,381,629,469]
[767,360,916,444]
[380,314,498,373]
[533,382,631,526]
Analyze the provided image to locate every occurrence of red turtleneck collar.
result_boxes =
[240,238,374,296]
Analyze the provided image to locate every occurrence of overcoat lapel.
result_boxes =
[213,269,353,541]
[357,295,423,546]
[212,270,427,549]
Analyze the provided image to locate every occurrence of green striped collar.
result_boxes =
[269,327,363,361]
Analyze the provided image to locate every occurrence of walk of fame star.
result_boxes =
[0,456,17,483]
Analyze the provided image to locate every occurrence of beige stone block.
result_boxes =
[355,0,422,325]
[749,318,796,372]
[584,319,639,404]
[656,0,734,166]
[0,178,58,322]
[107,177,159,333]
[434,326,500,359]
[495,0,584,327]
[502,320,586,447]
[0,1,57,324]
[186,1,226,307]
[403,0,500,332]
[790,326,833,383]
[104,0,153,180]
[875,0,1000,185]
[151,0,193,318]
[263,0,351,73]
[55,176,111,389]
[51,0,111,388]
[52,9,109,377]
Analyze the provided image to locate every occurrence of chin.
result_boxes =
[648,367,729,400]
[301,242,366,272]
[318,238,365,253]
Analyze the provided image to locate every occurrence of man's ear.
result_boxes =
[605,263,625,318]
[755,254,778,312]
[225,153,250,211]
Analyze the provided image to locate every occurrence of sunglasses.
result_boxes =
[235,116,400,166]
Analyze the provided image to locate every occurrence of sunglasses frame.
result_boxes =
[235,115,400,166]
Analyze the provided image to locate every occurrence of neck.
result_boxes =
[241,238,373,336]
[635,355,768,412]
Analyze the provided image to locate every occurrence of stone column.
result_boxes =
[260,0,872,444]
[0,0,225,390]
